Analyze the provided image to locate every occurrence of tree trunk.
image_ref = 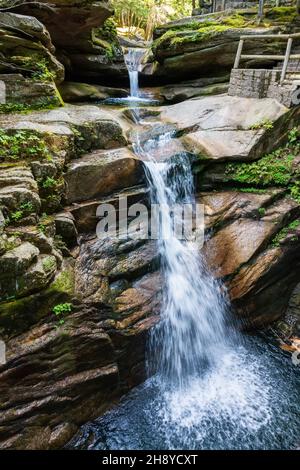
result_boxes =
[258,0,264,21]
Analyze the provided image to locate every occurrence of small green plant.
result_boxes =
[42,256,56,272]
[225,149,294,186]
[37,213,49,234]
[0,96,62,114]
[10,210,23,222]
[41,176,57,189]
[31,59,56,82]
[0,129,50,160]
[52,302,73,326]
[258,207,266,217]
[290,181,300,203]
[287,127,299,148]
[249,119,274,131]
[9,202,34,223]
[272,219,300,247]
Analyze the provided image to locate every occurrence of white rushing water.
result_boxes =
[127,49,236,389]
[124,48,146,98]
[68,50,300,451]
[117,50,291,447]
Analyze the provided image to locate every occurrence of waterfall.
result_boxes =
[69,55,300,451]
[124,48,146,98]
[133,126,235,389]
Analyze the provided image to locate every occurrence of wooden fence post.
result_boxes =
[281,37,293,83]
[234,39,244,69]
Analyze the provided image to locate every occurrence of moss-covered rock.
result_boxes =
[148,8,300,81]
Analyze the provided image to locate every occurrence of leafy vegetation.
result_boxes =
[9,202,35,223]
[42,256,56,272]
[249,119,274,131]
[0,96,62,114]
[0,129,51,161]
[112,0,195,40]
[52,302,73,326]
[223,129,300,197]
[272,220,300,247]
[31,59,56,83]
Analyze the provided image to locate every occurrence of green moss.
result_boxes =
[249,119,274,131]
[271,219,300,247]
[230,187,268,194]
[0,263,75,340]
[0,91,64,114]
[93,18,120,60]
[47,266,75,297]
[153,14,249,54]
[265,6,297,23]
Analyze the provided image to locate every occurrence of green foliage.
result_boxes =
[224,128,300,188]
[249,119,274,131]
[272,219,300,247]
[231,187,268,194]
[225,152,294,186]
[152,13,248,53]
[0,129,51,161]
[290,181,300,203]
[52,302,73,326]
[97,18,118,41]
[37,213,50,234]
[0,96,62,114]
[30,59,56,83]
[258,207,266,217]
[10,202,34,223]
[112,0,194,40]
[41,176,57,189]
[42,256,56,272]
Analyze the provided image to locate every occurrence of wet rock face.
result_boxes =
[0,92,299,449]
[200,190,300,329]
[64,148,144,203]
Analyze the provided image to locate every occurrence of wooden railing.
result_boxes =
[233,33,300,83]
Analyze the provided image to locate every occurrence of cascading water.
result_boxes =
[68,49,300,451]
[136,137,234,388]
[124,48,146,98]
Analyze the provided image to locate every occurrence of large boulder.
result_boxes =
[58,81,128,102]
[13,0,128,84]
[0,242,57,301]
[161,95,299,162]
[64,148,144,203]
[199,189,300,329]
[148,8,300,82]
[0,104,128,162]
[0,12,64,84]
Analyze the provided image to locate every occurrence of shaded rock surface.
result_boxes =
[59,81,128,102]
[13,0,127,83]
[0,305,146,449]
[0,12,64,83]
